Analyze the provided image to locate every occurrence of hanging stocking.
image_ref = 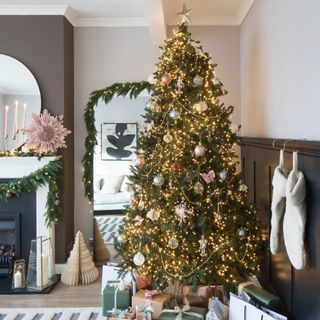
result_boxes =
[283,151,307,269]
[270,149,288,254]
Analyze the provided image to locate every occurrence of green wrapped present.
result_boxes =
[242,284,280,312]
[103,280,131,316]
[159,306,207,320]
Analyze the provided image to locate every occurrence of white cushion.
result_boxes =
[94,175,103,193]
[94,191,131,205]
[100,175,125,193]
[120,176,132,192]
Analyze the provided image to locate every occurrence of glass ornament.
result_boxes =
[168,237,179,249]
[169,109,179,119]
[194,145,206,157]
[163,132,173,143]
[133,251,145,266]
[193,75,204,86]
[194,182,204,194]
[219,170,228,180]
[153,175,164,187]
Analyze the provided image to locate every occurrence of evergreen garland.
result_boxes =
[82,81,153,201]
[0,157,63,226]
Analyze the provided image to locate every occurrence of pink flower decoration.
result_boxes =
[21,109,71,153]
[133,215,144,226]
[144,121,155,132]
[200,170,216,184]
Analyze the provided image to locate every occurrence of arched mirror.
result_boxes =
[0,54,41,151]
[93,94,149,263]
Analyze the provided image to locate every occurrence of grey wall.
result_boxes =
[0,16,74,263]
[74,25,241,241]
[240,0,320,139]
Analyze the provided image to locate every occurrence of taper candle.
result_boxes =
[4,105,9,139]
[23,103,27,130]
[13,100,18,139]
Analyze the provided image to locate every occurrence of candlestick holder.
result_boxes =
[26,236,57,291]
[12,259,26,289]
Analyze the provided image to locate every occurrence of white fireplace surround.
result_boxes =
[0,156,56,258]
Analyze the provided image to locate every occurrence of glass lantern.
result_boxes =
[26,236,57,291]
[12,259,26,289]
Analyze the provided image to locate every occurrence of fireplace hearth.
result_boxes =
[0,212,20,277]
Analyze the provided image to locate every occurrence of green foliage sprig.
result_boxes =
[0,157,63,226]
[82,81,153,201]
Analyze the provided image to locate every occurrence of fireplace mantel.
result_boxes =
[0,156,56,255]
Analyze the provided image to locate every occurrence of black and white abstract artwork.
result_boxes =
[101,123,137,160]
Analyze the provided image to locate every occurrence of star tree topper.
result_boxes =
[177,3,192,25]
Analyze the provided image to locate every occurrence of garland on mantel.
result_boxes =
[0,150,55,158]
[0,157,63,226]
[82,81,152,201]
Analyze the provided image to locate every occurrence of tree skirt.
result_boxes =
[0,308,103,320]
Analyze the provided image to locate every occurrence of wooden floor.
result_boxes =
[0,270,102,308]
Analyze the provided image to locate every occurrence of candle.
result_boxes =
[14,270,22,288]
[36,237,42,287]
[13,101,18,139]
[4,105,9,139]
[41,254,49,287]
[23,103,27,130]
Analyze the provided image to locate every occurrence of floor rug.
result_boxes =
[0,308,103,320]
[95,215,124,244]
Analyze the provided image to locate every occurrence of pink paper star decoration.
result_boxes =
[200,170,216,184]
[21,109,71,153]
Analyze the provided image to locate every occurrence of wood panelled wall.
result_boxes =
[241,137,320,320]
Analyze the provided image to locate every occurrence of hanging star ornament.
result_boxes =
[177,3,192,25]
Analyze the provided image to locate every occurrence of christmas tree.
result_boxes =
[115,20,262,289]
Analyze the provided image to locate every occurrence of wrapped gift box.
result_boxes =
[103,280,131,316]
[184,285,224,307]
[242,284,280,312]
[107,312,134,320]
[132,290,171,319]
[159,306,208,320]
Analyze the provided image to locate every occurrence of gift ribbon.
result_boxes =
[136,306,154,320]
[144,289,158,307]
[162,305,204,320]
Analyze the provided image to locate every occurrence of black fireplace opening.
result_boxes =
[0,212,20,277]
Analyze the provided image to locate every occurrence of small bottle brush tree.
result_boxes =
[115,22,262,289]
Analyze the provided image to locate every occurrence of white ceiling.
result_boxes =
[0,0,255,43]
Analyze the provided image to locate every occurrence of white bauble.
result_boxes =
[194,145,206,157]
[133,251,145,266]
[163,133,173,143]
[193,75,204,86]
[148,74,156,84]
[193,101,208,112]
[146,209,160,221]
[153,175,164,187]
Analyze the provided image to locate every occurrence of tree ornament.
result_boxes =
[145,101,152,110]
[193,102,208,112]
[133,215,144,225]
[175,201,187,225]
[153,175,164,187]
[171,162,181,171]
[239,184,248,192]
[193,75,204,86]
[133,251,145,266]
[168,237,179,249]
[199,235,207,257]
[219,170,228,180]
[200,170,215,184]
[193,182,204,195]
[214,212,222,223]
[135,156,145,167]
[117,235,124,243]
[146,209,160,221]
[194,145,206,157]
[169,109,179,119]
[151,101,161,112]
[138,198,145,210]
[163,132,173,143]
[161,73,172,85]
[148,74,156,84]
[238,228,247,238]
[145,121,155,133]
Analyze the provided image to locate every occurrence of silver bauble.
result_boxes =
[194,145,206,157]
[117,235,124,243]
[133,251,145,266]
[153,175,164,187]
[163,132,173,143]
[193,75,204,86]
[145,101,152,110]
[193,182,204,194]
[238,228,247,238]
[219,170,228,180]
[169,109,179,119]
[168,237,179,249]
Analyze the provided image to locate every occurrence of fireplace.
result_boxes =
[0,213,20,277]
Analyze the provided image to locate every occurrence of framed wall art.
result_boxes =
[101,123,137,161]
